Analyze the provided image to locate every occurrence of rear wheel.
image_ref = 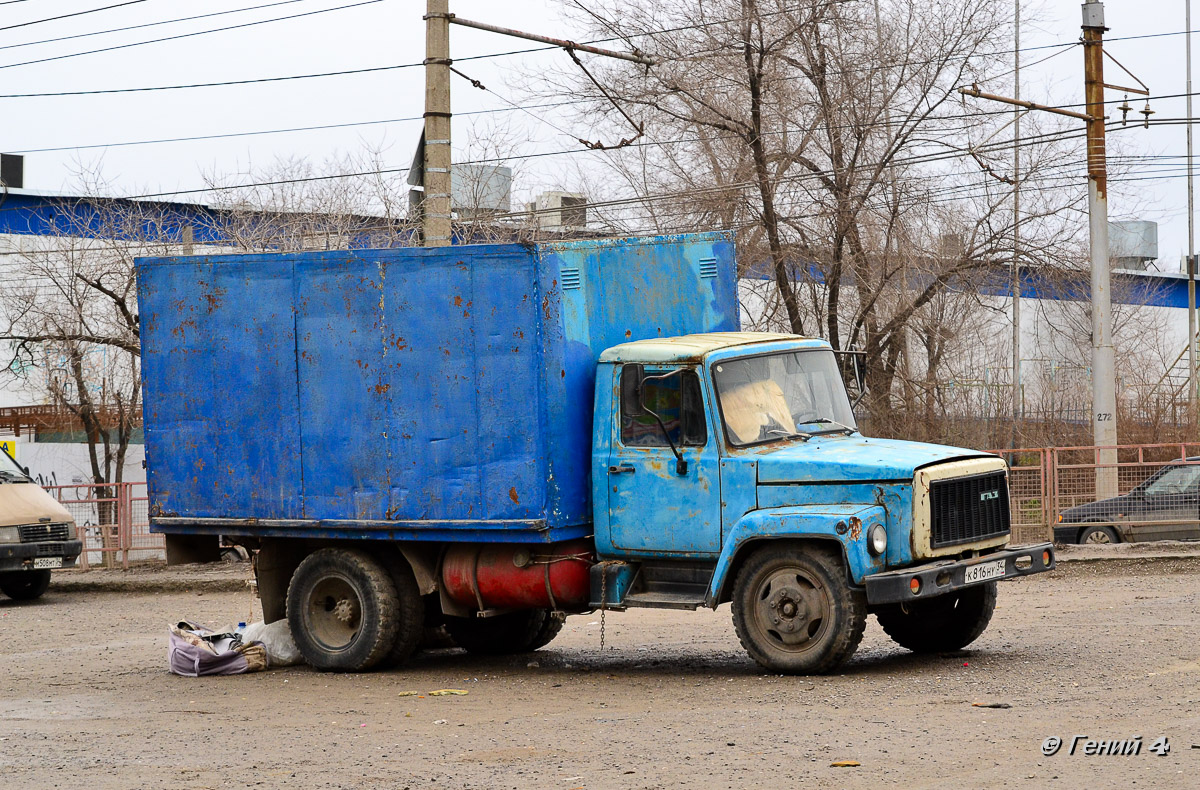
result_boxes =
[875,581,997,653]
[445,609,565,655]
[286,548,403,672]
[0,570,52,601]
[1080,524,1120,545]
[731,544,866,674]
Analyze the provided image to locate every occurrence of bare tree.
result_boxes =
[534,0,1084,422]
[0,195,184,489]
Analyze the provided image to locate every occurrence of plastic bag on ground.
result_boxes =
[242,619,303,666]
[168,621,268,676]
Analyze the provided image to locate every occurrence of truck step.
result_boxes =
[622,591,706,610]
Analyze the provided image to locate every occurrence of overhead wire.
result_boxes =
[0,0,313,52]
[0,0,386,71]
[0,0,149,33]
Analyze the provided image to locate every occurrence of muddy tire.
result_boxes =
[0,570,51,601]
[1079,524,1120,545]
[731,544,866,674]
[875,581,997,653]
[379,560,426,668]
[445,609,565,655]
[286,548,401,672]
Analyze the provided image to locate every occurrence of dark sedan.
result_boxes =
[1054,458,1200,544]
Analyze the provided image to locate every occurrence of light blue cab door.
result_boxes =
[606,364,722,556]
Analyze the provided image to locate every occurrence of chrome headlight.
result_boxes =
[867,523,887,556]
[0,526,19,544]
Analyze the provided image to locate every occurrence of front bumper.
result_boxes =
[0,539,83,572]
[863,543,1054,605]
[1053,524,1080,544]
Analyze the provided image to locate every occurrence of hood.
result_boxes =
[0,481,74,527]
[754,435,994,484]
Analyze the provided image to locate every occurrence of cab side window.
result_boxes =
[620,366,707,447]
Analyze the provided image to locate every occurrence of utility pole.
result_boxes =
[1187,0,1197,421]
[1083,0,1118,497]
[1011,0,1022,450]
[420,5,653,248]
[423,0,453,247]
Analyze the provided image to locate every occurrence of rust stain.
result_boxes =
[849,516,863,542]
[509,487,519,504]
[454,295,462,307]
[835,521,848,535]
[373,383,390,395]
[542,296,551,321]
[624,330,632,338]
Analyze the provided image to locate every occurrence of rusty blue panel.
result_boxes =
[380,246,546,521]
[138,233,739,541]
[540,233,738,527]
[294,256,388,520]
[138,255,304,519]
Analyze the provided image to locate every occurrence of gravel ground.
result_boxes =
[2,554,1199,789]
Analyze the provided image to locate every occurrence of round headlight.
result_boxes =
[868,523,887,556]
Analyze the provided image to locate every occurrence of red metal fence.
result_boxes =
[995,443,1200,544]
[46,482,160,570]
[46,442,1200,570]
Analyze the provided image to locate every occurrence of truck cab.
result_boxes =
[0,448,82,602]
[590,332,1053,673]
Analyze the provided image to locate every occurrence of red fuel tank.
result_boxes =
[441,540,593,611]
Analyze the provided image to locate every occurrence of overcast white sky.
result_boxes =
[0,0,1196,266]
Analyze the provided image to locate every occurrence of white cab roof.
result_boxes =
[598,332,817,364]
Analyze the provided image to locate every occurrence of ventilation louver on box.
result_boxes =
[561,268,582,290]
[699,258,718,279]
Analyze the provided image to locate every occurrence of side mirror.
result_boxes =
[621,364,645,416]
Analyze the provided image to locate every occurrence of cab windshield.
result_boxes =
[712,349,857,446]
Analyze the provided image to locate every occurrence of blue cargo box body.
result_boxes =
[137,233,738,544]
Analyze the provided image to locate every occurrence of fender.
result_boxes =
[706,504,889,607]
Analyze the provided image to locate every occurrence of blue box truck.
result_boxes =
[137,232,1053,674]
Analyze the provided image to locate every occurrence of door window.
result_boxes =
[620,366,707,448]
[1144,464,1200,496]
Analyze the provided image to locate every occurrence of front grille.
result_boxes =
[19,523,71,543]
[36,543,64,557]
[930,471,1010,548]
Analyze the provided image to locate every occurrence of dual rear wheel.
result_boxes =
[286,548,565,672]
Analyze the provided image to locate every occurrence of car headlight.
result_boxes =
[66,522,77,540]
[867,523,887,556]
[0,526,19,544]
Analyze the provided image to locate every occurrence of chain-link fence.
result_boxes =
[995,443,1200,544]
[45,482,163,569]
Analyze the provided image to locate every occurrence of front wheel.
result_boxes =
[1080,525,1120,545]
[731,544,866,674]
[875,581,997,653]
[0,570,52,601]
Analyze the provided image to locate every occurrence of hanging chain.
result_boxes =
[599,563,608,651]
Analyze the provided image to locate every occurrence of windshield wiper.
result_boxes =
[766,429,812,441]
[802,418,857,436]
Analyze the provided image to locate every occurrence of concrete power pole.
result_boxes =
[1083,1,1119,497]
[423,0,453,247]
[1187,0,1197,420]
[1012,0,1022,449]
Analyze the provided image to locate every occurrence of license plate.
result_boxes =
[32,557,62,569]
[964,559,1005,584]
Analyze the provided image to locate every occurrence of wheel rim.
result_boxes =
[1084,529,1113,544]
[305,574,362,653]
[750,567,830,653]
